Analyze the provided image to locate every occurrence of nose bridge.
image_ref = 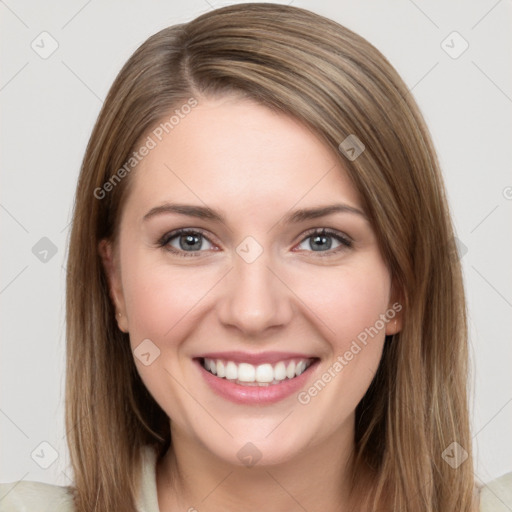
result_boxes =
[217,237,292,335]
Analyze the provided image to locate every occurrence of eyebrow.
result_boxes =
[142,202,367,224]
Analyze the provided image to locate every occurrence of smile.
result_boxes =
[195,352,320,405]
[201,357,314,386]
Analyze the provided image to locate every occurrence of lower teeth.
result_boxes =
[204,369,297,386]
[227,378,289,386]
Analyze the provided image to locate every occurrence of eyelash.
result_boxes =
[157,228,353,258]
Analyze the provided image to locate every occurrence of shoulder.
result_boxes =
[0,445,159,512]
[0,480,74,512]
[479,472,512,512]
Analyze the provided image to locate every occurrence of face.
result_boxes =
[100,95,402,467]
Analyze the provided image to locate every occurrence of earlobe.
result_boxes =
[385,315,402,336]
[385,280,404,336]
[98,239,129,333]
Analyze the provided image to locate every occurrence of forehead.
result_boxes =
[126,96,362,218]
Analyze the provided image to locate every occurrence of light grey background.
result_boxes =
[1,0,511,489]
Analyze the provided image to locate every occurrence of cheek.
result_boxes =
[293,257,392,352]
[121,253,218,345]
[292,258,391,424]
[119,251,221,421]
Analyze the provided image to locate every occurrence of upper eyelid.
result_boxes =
[159,227,216,247]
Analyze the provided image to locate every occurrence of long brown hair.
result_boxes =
[65,4,475,511]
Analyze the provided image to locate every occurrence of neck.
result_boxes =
[156,418,362,512]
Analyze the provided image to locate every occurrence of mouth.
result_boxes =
[194,353,320,404]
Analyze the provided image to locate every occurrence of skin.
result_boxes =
[100,95,402,512]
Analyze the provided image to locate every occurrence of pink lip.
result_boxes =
[194,357,319,405]
[195,351,315,365]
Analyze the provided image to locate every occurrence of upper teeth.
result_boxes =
[203,358,311,384]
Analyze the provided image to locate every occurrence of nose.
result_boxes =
[216,247,293,337]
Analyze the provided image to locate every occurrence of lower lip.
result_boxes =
[195,359,319,405]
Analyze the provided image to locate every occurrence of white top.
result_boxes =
[0,445,511,511]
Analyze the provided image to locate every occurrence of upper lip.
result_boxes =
[195,351,318,365]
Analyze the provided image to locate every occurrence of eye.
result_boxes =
[295,228,352,255]
[157,227,352,258]
[158,228,216,257]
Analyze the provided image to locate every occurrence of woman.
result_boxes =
[1,3,510,511]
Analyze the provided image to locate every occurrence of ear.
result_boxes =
[98,239,129,333]
[385,278,404,336]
